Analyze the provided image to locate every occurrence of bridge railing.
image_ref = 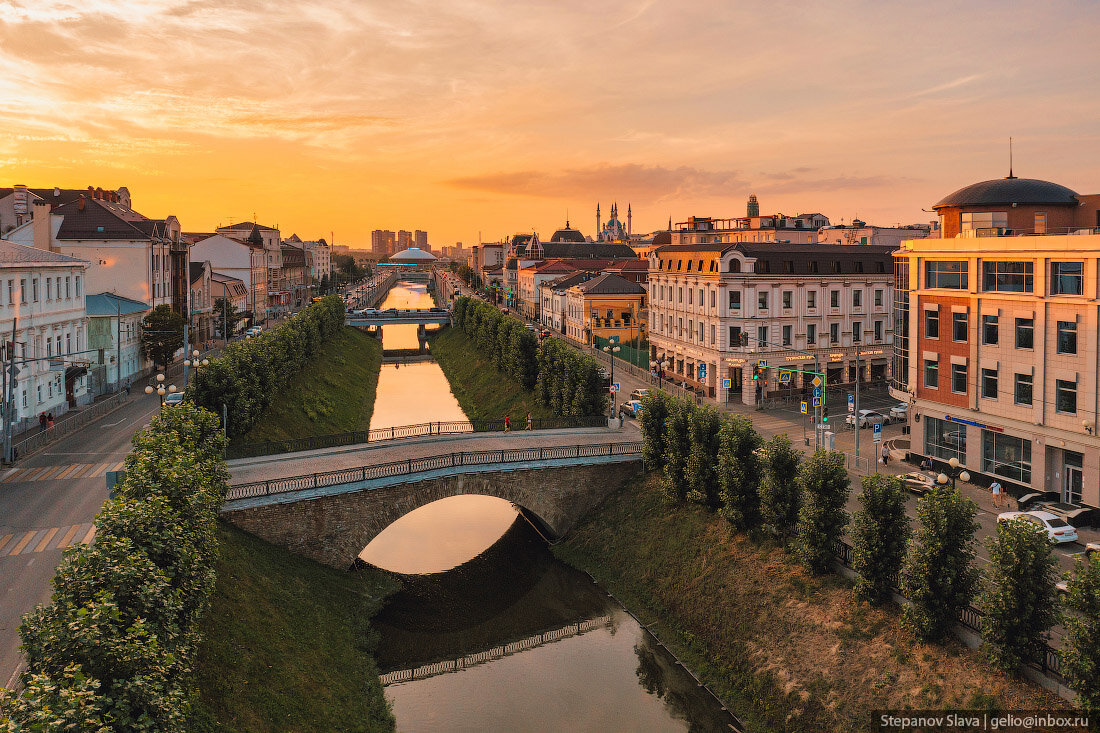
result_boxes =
[226,416,610,459]
[226,440,643,501]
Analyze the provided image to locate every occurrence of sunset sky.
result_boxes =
[3,0,1099,246]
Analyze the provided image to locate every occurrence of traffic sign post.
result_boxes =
[848,394,855,413]
[610,383,619,393]
[800,401,808,414]
[872,422,882,443]
[723,378,732,390]
[779,370,791,383]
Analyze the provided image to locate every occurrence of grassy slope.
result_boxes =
[193,522,401,733]
[428,326,555,423]
[238,327,382,444]
[553,472,1069,733]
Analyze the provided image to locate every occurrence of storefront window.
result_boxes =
[982,430,1032,484]
[925,416,965,462]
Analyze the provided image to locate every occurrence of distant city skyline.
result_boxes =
[3,0,1099,245]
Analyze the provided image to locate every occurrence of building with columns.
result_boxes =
[648,240,894,404]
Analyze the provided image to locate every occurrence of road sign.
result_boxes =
[812,375,822,387]
[723,378,732,389]
[757,359,767,368]
[848,394,855,413]
[698,363,707,379]
[800,401,807,414]
[779,370,791,383]
[812,387,821,398]
[872,422,882,442]
[610,383,620,393]
[813,396,823,407]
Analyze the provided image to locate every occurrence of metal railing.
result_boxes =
[226,416,611,459]
[226,440,642,500]
[12,393,131,458]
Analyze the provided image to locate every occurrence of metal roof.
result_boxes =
[933,177,1079,209]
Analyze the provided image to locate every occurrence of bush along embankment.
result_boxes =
[554,391,1079,731]
[187,295,345,440]
[435,296,607,421]
[0,404,229,731]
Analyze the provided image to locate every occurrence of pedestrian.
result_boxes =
[46,413,54,435]
[618,412,625,429]
[39,413,47,433]
[525,412,532,431]
[504,415,511,432]
[920,457,931,473]
[881,444,889,466]
[990,481,1003,508]
[125,379,131,396]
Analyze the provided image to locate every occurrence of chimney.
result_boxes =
[77,194,85,211]
[95,186,103,200]
[53,187,60,197]
[32,200,51,251]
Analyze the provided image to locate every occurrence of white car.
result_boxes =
[845,409,888,428]
[162,392,185,407]
[889,403,908,423]
[996,511,1079,544]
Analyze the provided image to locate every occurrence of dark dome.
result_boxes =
[933,177,1078,209]
[652,231,672,246]
[550,227,585,243]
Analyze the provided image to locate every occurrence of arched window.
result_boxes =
[728,259,741,273]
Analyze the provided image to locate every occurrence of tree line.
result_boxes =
[187,295,346,439]
[1,404,229,729]
[451,296,606,416]
[640,391,1100,712]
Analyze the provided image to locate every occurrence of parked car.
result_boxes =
[539,329,551,339]
[630,388,650,402]
[996,511,1079,544]
[1086,541,1099,560]
[889,403,909,423]
[162,393,185,407]
[597,367,611,384]
[524,323,536,331]
[619,400,644,418]
[845,409,888,428]
[898,471,936,495]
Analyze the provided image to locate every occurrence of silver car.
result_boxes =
[996,511,1079,544]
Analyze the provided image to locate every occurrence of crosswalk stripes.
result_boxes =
[0,461,125,484]
[0,523,96,557]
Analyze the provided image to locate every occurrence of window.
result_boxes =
[853,290,862,308]
[952,312,967,342]
[874,289,883,307]
[830,323,839,344]
[807,323,816,345]
[924,358,939,388]
[983,430,1031,483]
[710,290,715,308]
[65,277,71,299]
[782,291,792,309]
[1015,318,1034,349]
[55,335,60,355]
[1034,211,1046,234]
[729,326,742,346]
[46,338,52,358]
[698,288,703,306]
[677,318,682,338]
[729,290,741,310]
[807,291,816,308]
[678,287,683,303]
[810,261,819,274]
[19,279,26,303]
[66,334,71,354]
[32,278,38,302]
[1051,262,1083,295]
[710,324,715,344]
[982,315,998,345]
[1056,321,1077,354]
[925,309,939,338]
[75,277,81,296]
[852,321,861,342]
[6,280,10,305]
[46,278,52,300]
[874,320,882,341]
[757,326,767,345]
[983,261,1033,292]
[925,261,968,289]
[1056,379,1077,414]
[1014,373,1033,405]
[37,385,41,403]
[758,291,768,309]
[981,368,998,399]
[951,362,967,393]
[830,290,839,308]
[782,325,792,345]
[925,416,965,462]
[961,211,1008,231]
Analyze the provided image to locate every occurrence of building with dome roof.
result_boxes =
[388,246,437,263]
[596,202,631,242]
[893,173,1100,517]
[549,221,586,243]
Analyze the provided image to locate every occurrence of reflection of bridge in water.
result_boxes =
[380,615,614,685]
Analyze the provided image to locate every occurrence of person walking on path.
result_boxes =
[504,415,511,432]
[525,412,532,431]
[990,481,1003,508]
[46,414,55,436]
[881,444,890,466]
[39,413,47,433]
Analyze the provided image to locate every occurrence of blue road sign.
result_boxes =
[812,396,823,407]
[812,387,822,398]
[848,393,855,412]
[610,383,620,393]
[779,370,791,383]
[873,421,882,442]
[800,401,808,414]
[723,378,732,389]
[698,363,707,379]
[757,359,767,368]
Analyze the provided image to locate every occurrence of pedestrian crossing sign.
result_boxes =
[779,370,791,383]
[813,396,823,407]
[723,378,732,389]
[800,401,807,414]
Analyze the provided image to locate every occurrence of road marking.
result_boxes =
[81,525,97,546]
[0,534,13,553]
[8,531,36,555]
[34,527,59,553]
[102,418,126,427]
[55,525,80,549]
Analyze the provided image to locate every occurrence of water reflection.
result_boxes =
[367,497,740,731]
[377,281,435,351]
[369,362,467,431]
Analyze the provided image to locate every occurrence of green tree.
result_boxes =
[684,405,723,508]
[715,414,763,530]
[900,487,981,643]
[140,304,185,371]
[213,297,243,339]
[1061,555,1100,715]
[979,517,1058,671]
[850,474,910,605]
[661,398,693,503]
[759,434,802,539]
[318,272,330,294]
[638,391,671,471]
[795,450,850,574]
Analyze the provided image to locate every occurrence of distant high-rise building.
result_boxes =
[747,194,760,217]
[371,229,396,256]
[397,230,412,251]
[414,229,428,250]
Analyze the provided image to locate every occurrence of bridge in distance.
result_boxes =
[346,308,451,327]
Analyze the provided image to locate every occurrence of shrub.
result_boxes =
[661,398,694,503]
[795,451,850,574]
[684,405,724,508]
[716,415,763,530]
[979,518,1058,671]
[900,488,980,643]
[759,434,802,539]
[638,391,671,471]
[1061,554,1100,715]
[850,474,910,605]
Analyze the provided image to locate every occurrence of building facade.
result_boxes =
[187,234,267,325]
[563,273,647,346]
[86,292,151,396]
[210,272,248,337]
[189,261,214,344]
[648,241,894,404]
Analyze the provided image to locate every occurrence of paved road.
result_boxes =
[0,395,161,687]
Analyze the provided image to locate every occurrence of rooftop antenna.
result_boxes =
[1007,137,1016,179]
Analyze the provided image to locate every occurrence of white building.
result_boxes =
[85,292,151,395]
[187,233,268,325]
[816,221,931,247]
[539,272,591,335]
[217,222,282,320]
[0,240,90,429]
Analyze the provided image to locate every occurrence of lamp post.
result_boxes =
[603,336,620,416]
[937,456,971,490]
[143,372,177,407]
[182,349,209,387]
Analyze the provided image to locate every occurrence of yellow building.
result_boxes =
[564,273,647,346]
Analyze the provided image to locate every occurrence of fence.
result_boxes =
[592,335,649,368]
[226,416,611,459]
[831,538,1064,682]
[226,440,643,500]
[12,392,131,459]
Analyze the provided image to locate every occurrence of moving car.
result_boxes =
[163,393,185,407]
[619,400,644,418]
[845,409,888,428]
[630,389,650,402]
[889,403,909,423]
[898,471,936,495]
[996,511,1079,544]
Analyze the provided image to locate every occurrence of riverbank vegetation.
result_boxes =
[192,522,399,732]
[235,326,382,445]
[553,470,1069,732]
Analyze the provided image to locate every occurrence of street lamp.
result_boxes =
[603,336,621,416]
[144,373,176,406]
[938,456,971,490]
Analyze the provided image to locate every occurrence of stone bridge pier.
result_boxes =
[222,461,640,568]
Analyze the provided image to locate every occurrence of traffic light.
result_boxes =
[739,331,749,347]
[822,406,829,423]
[752,365,761,380]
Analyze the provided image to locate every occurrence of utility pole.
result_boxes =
[854,343,860,466]
[4,317,17,463]
[116,297,122,394]
[182,323,190,387]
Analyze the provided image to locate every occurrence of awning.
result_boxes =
[65,365,88,380]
